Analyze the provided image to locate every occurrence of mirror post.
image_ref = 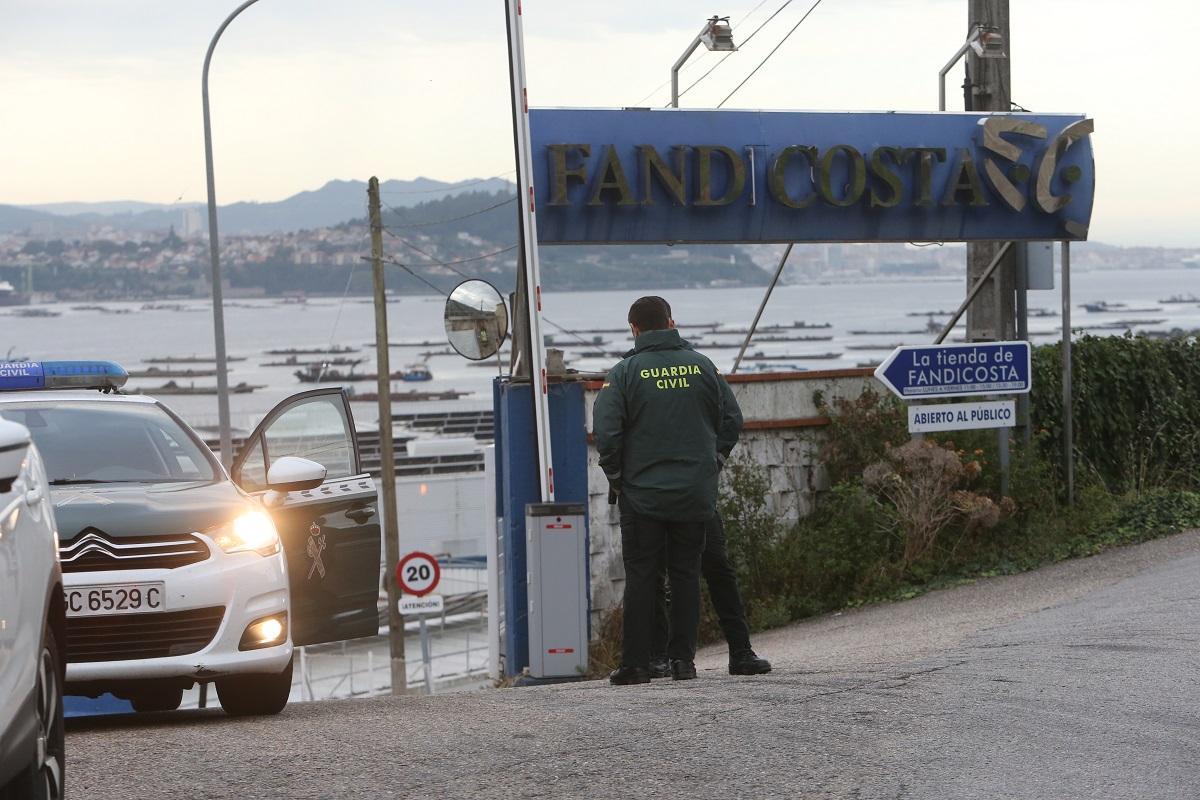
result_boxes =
[368,176,406,694]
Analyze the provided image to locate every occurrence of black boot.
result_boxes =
[729,649,772,675]
[609,666,651,686]
[670,659,697,680]
[648,657,672,679]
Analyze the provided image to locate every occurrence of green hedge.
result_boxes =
[1030,334,1200,493]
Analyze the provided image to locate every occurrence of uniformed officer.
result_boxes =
[635,301,771,679]
[650,514,773,677]
[594,296,739,685]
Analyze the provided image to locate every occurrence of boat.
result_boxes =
[141,302,190,311]
[1159,294,1200,304]
[263,346,358,356]
[347,389,470,402]
[1028,308,1058,317]
[295,364,364,383]
[401,364,433,382]
[1076,319,1167,331]
[740,363,808,373]
[262,355,365,368]
[1081,301,1163,313]
[6,308,61,318]
[127,367,218,379]
[742,352,843,361]
[906,310,955,317]
[131,381,264,395]
[144,355,247,364]
[848,328,925,336]
[0,280,29,307]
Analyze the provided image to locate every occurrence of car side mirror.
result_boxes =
[266,456,327,493]
[0,420,31,493]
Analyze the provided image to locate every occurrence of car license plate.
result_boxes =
[66,582,166,618]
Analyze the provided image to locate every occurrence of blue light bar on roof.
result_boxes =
[0,361,128,391]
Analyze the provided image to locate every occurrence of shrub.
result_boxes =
[1031,334,1200,493]
[863,440,1004,568]
[817,388,908,485]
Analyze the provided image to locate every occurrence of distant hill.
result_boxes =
[0,177,516,236]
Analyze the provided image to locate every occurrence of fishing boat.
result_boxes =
[127,367,218,379]
[0,280,28,307]
[347,388,470,402]
[1081,301,1163,313]
[742,352,843,361]
[262,355,365,368]
[145,355,247,364]
[848,328,926,336]
[1159,294,1200,304]
[263,345,358,356]
[131,381,264,395]
[294,364,364,383]
[402,364,433,382]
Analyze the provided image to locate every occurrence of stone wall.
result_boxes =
[583,368,881,620]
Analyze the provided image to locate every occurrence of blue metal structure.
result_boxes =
[493,379,590,677]
[531,108,1095,244]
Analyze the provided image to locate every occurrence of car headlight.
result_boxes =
[211,510,280,556]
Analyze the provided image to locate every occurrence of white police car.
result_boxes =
[0,361,381,717]
[0,417,65,800]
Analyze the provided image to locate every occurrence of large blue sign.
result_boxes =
[874,342,1031,399]
[531,108,1094,245]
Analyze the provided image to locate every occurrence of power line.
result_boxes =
[674,0,798,105]
[632,0,786,108]
[718,0,825,108]
[381,231,596,347]
[380,195,516,228]
[378,233,519,269]
[631,49,715,107]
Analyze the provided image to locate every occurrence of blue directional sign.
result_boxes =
[531,108,1095,245]
[874,342,1031,399]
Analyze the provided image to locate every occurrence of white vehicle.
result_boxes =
[0,417,65,800]
[0,361,381,717]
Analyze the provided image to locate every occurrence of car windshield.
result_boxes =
[0,400,217,484]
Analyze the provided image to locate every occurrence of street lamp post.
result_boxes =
[203,0,263,470]
[670,16,737,108]
[938,23,1005,111]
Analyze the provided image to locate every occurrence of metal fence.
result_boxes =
[292,558,491,699]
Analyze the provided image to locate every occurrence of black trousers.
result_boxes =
[652,513,753,659]
[618,507,706,668]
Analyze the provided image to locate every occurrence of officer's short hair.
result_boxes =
[628,296,671,331]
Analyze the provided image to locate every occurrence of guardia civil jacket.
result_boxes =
[593,328,743,522]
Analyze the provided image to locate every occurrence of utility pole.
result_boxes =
[368,177,406,694]
[965,0,1014,344]
[966,0,1014,495]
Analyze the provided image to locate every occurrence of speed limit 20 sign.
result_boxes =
[396,551,441,597]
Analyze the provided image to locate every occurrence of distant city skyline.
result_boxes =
[2,0,1197,246]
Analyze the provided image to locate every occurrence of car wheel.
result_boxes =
[130,687,184,713]
[3,629,65,800]
[215,657,293,717]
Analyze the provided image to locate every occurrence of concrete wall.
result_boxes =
[583,368,880,620]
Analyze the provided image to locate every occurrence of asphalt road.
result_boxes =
[68,531,1200,800]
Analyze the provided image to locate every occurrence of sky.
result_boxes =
[1,0,1197,246]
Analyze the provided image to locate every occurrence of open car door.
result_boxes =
[232,388,381,646]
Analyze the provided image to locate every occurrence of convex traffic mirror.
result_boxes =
[444,279,509,360]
